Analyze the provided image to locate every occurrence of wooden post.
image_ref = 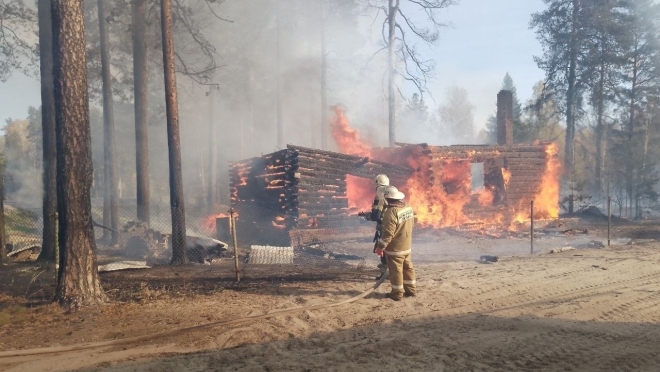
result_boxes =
[230,208,240,282]
[530,200,534,254]
[607,196,611,246]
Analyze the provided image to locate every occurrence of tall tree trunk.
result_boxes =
[207,87,217,211]
[594,40,606,199]
[160,0,187,265]
[102,157,110,240]
[565,0,580,213]
[37,0,58,262]
[248,67,255,157]
[276,0,283,149]
[132,0,150,224]
[637,109,652,219]
[51,0,105,309]
[306,0,315,148]
[627,45,639,218]
[320,0,327,150]
[387,0,398,147]
[0,160,6,265]
[98,0,119,244]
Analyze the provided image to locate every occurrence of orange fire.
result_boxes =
[329,105,560,229]
[502,169,511,188]
[534,142,561,219]
[330,106,372,157]
[346,175,374,212]
[403,156,472,227]
[477,188,495,206]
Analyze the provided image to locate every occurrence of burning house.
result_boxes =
[228,145,412,247]
[226,90,560,247]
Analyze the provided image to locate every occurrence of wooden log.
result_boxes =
[429,144,546,152]
[290,145,412,173]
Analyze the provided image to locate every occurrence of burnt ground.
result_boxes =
[0,217,658,371]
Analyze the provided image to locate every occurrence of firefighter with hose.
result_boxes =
[358,174,390,275]
[375,186,416,301]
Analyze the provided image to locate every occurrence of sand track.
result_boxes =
[2,239,660,371]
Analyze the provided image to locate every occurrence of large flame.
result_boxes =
[346,175,374,212]
[330,106,372,157]
[534,142,561,218]
[403,156,472,227]
[328,106,559,228]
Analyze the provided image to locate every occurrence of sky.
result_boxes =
[418,0,547,129]
[0,0,547,132]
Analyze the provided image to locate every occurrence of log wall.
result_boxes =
[407,143,552,215]
[230,145,413,247]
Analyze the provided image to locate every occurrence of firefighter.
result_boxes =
[376,186,416,301]
[358,174,390,273]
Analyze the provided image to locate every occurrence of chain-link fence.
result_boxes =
[2,202,379,302]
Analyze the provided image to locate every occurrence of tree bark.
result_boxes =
[207,87,217,211]
[160,0,187,265]
[626,40,639,218]
[387,0,399,147]
[276,0,283,149]
[594,38,606,199]
[565,0,580,213]
[36,0,58,262]
[637,107,652,219]
[307,0,315,148]
[51,0,105,309]
[132,0,150,224]
[320,0,327,150]
[98,0,119,244]
[0,160,6,265]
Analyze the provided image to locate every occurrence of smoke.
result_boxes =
[5,0,484,215]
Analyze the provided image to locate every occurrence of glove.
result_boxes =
[374,248,384,257]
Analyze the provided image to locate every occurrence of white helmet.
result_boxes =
[375,174,390,187]
[383,186,405,200]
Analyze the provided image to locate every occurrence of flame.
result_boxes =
[477,188,495,206]
[514,212,526,223]
[533,142,560,219]
[345,175,374,213]
[502,169,511,188]
[330,106,371,157]
[403,155,472,227]
[328,105,559,229]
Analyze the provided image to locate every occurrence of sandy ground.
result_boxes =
[1,220,660,371]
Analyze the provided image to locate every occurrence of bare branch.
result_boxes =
[204,0,233,23]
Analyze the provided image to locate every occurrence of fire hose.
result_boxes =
[0,270,389,359]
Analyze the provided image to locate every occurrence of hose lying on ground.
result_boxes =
[0,271,389,359]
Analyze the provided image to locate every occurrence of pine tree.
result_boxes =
[531,0,591,213]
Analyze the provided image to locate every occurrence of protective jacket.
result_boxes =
[377,201,414,256]
[365,186,387,223]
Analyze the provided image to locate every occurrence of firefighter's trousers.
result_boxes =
[386,253,416,296]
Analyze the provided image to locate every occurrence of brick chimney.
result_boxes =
[497,90,513,145]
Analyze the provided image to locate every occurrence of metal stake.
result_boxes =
[230,208,240,282]
[530,200,534,254]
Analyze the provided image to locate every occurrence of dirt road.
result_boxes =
[2,233,660,371]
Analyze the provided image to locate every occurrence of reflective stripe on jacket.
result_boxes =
[377,201,414,255]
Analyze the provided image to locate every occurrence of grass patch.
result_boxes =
[0,305,29,327]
